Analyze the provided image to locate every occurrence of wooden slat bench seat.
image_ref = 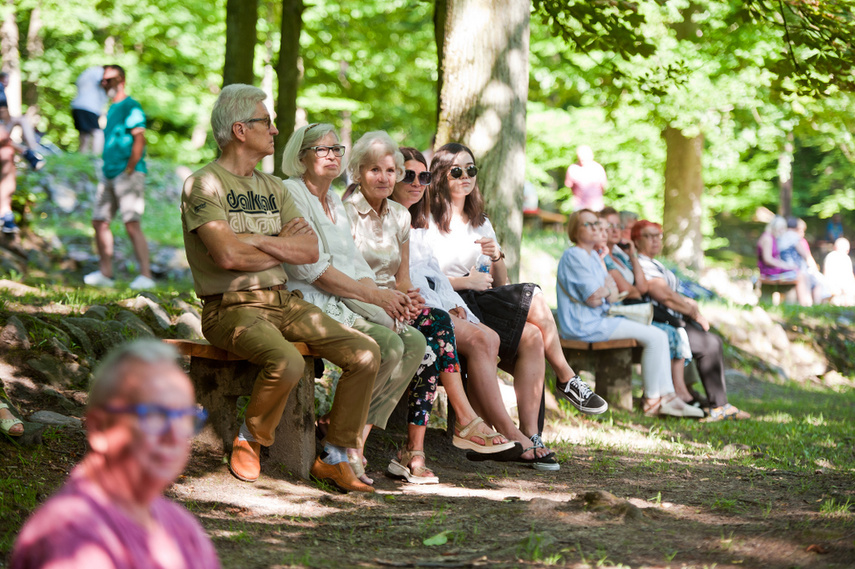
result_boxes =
[164,338,319,479]
[523,209,567,231]
[559,338,641,411]
[757,278,798,305]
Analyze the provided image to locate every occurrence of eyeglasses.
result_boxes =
[104,403,208,437]
[641,233,663,239]
[581,221,602,229]
[402,170,431,185]
[243,116,273,129]
[604,223,620,230]
[449,165,478,179]
[308,145,346,157]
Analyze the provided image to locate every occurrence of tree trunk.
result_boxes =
[273,0,303,177]
[223,0,258,87]
[778,132,794,218]
[0,1,22,116]
[662,126,704,269]
[436,0,530,281]
[23,5,42,109]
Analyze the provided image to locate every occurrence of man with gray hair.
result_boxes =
[180,84,378,492]
[11,340,221,568]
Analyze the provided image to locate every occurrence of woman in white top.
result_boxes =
[392,146,563,468]
[427,143,607,460]
[343,132,515,484]
[279,123,426,485]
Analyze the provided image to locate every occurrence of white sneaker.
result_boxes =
[84,270,115,287]
[129,275,156,290]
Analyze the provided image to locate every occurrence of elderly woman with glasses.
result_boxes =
[633,220,750,422]
[343,132,515,484]
[279,123,426,485]
[557,210,702,418]
[426,143,608,470]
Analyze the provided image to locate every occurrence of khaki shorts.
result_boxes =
[93,171,145,223]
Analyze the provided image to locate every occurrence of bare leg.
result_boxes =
[510,323,546,439]
[670,358,692,402]
[439,369,508,446]
[79,132,92,154]
[124,220,151,278]
[91,129,104,156]
[0,144,16,215]
[796,273,813,306]
[527,293,576,383]
[402,424,434,477]
[93,219,114,278]
[452,317,543,457]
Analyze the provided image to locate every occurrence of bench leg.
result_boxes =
[269,356,316,479]
[593,348,633,411]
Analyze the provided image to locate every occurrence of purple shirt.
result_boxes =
[11,467,220,569]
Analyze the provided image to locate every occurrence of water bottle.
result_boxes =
[475,254,492,274]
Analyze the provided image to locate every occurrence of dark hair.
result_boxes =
[599,206,618,218]
[397,147,431,229]
[429,143,486,233]
[104,64,126,80]
[786,216,799,229]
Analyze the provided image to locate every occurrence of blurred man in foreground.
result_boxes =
[11,340,221,569]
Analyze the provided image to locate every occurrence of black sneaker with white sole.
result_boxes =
[555,375,608,415]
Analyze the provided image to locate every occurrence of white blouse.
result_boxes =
[426,215,497,278]
[282,178,376,326]
[409,229,479,323]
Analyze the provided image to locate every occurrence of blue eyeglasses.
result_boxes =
[104,403,208,437]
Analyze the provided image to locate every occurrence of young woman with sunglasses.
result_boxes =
[426,143,607,468]
[343,132,516,484]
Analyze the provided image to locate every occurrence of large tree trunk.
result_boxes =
[778,132,794,218]
[436,0,530,281]
[23,5,42,110]
[223,0,258,87]
[662,126,704,269]
[273,0,303,177]
[0,2,22,116]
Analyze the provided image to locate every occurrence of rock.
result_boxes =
[0,315,31,351]
[170,298,200,319]
[40,387,79,412]
[116,310,155,337]
[29,410,83,429]
[83,305,109,320]
[47,336,77,360]
[118,296,171,330]
[26,354,82,389]
[59,320,95,357]
[16,421,48,446]
[64,317,147,357]
[584,490,643,520]
[0,279,40,296]
[769,325,790,351]
[528,497,560,514]
[174,312,203,339]
[45,176,80,213]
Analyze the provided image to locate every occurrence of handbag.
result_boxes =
[652,304,686,328]
[607,302,653,326]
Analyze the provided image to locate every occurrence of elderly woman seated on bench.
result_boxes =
[757,215,812,306]
[556,209,702,419]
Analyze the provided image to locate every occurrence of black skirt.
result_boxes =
[457,283,537,368]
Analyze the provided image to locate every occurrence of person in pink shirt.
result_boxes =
[11,340,220,569]
[564,145,607,212]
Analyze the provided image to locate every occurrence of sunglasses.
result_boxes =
[243,116,273,129]
[104,403,208,438]
[402,170,432,185]
[308,145,346,157]
[449,165,478,179]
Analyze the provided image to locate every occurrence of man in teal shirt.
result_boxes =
[84,65,154,290]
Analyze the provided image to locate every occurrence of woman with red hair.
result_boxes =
[633,220,750,422]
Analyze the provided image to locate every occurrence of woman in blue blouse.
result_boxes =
[556,209,703,418]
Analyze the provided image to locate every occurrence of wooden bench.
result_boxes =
[524,209,567,232]
[757,278,798,305]
[559,338,641,411]
[164,338,319,479]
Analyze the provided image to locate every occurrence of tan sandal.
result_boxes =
[453,417,516,454]
[642,397,661,417]
[387,449,438,484]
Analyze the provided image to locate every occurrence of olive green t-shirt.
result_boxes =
[181,161,302,297]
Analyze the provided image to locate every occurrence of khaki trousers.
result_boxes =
[351,319,426,429]
[201,289,379,448]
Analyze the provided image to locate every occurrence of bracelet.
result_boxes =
[491,251,505,263]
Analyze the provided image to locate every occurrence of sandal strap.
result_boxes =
[399,448,426,465]
[455,417,484,439]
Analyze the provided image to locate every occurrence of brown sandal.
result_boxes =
[387,449,439,484]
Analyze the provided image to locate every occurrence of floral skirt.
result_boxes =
[407,307,460,426]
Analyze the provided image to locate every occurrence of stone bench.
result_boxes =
[559,338,641,411]
[164,338,319,479]
[757,278,798,305]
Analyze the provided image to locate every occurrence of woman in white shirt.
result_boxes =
[427,143,607,460]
